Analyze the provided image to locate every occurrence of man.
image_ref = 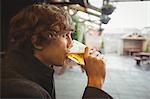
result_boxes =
[1,4,113,99]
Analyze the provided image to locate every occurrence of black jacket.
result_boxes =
[1,49,113,99]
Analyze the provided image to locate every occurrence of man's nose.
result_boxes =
[67,34,73,49]
[67,39,73,49]
[70,41,73,48]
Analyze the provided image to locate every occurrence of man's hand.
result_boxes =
[82,47,106,89]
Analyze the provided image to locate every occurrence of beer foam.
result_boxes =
[69,40,86,53]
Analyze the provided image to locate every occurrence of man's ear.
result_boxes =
[31,35,43,50]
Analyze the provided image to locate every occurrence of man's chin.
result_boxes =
[54,61,64,66]
[53,57,66,66]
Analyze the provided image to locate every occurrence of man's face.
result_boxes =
[36,31,73,66]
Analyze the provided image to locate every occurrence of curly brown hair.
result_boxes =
[9,3,74,53]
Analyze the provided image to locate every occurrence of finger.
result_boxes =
[91,52,99,57]
[90,51,100,58]
[89,49,96,54]
[80,66,85,73]
[97,54,103,59]
[84,47,89,59]
[80,64,86,71]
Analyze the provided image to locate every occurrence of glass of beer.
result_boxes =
[67,40,86,65]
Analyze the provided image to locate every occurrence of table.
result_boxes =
[134,52,150,66]
[127,49,141,56]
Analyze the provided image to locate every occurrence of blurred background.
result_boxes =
[1,0,150,99]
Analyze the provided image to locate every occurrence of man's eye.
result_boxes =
[62,34,66,38]
[62,34,68,38]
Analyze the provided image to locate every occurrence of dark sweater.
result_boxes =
[1,49,113,99]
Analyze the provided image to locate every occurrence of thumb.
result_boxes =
[81,47,89,71]
[84,47,89,59]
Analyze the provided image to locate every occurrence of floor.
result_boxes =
[54,54,150,99]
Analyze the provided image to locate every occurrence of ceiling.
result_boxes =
[49,0,150,26]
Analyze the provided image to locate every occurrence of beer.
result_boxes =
[67,40,102,65]
[67,40,86,65]
[67,52,84,65]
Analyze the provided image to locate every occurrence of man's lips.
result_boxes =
[65,49,71,58]
[66,49,70,54]
[65,52,69,58]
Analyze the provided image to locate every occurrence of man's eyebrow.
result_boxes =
[69,29,75,33]
[65,28,75,33]
[71,29,75,32]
